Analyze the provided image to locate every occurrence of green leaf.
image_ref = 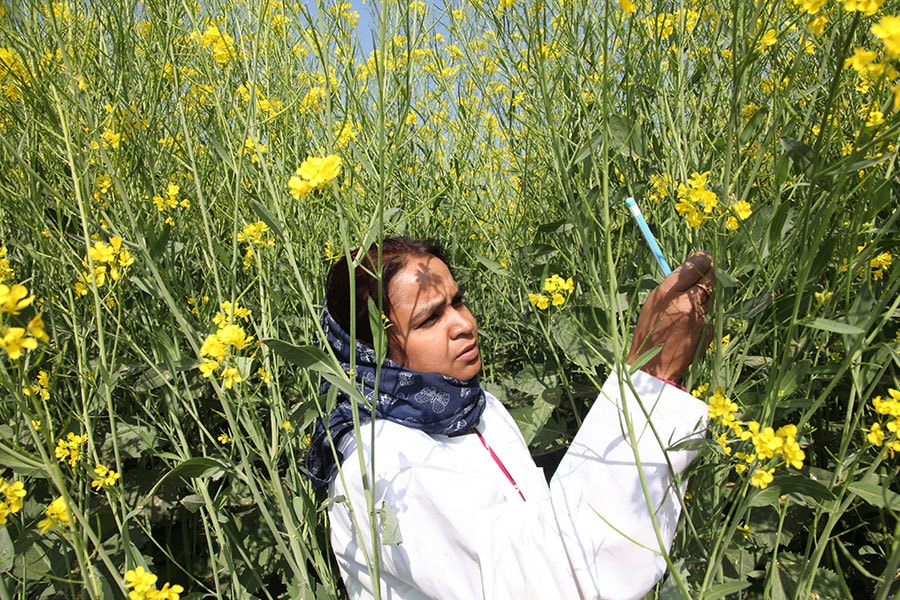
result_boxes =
[798,317,865,335]
[509,393,558,445]
[848,481,900,510]
[250,199,286,240]
[148,457,230,498]
[474,254,510,278]
[773,359,809,399]
[377,501,403,546]
[550,310,612,369]
[133,359,197,392]
[264,339,340,375]
[0,526,13,572]
[367,297,388,364]
[168,457,229,480]
[704,580,752,600]
[101,421,159,459]
[0,444,47,478]
[749,474,836,507]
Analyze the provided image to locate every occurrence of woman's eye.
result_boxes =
[419,313,438,327]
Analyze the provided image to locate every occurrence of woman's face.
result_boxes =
[386,255,481,381]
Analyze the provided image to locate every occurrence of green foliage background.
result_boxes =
[0,0,898,597]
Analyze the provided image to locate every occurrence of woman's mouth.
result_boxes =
[457,342,479,362]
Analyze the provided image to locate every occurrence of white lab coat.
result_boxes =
[328,369,707,599]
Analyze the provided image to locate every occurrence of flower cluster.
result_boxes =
[0,245,13,282]
[23,369,51,400]
[0,478,26,525]
[237,221,275,269]
[288,154,342,199]
[151,182,190,227]
[673,172,752,230]
[0,47,30,101]
[239,136,267,163]
[198,302,255,389]
[193,25,235,65]
[91,464,120,490]
[38,496,73,534]
[74,236,135,297]
[235,82,283,119]
[125,566,184,600]
[842,243,893,281]
[528,274,574,310]
[700,385,806,489]
[865,388,900,457]
[0,282,48,360]
[55,432,89,467]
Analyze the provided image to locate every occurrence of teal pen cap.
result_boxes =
[625,197,672,276]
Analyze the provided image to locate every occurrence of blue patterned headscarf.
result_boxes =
[305,307,486,488]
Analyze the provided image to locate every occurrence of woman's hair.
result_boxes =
[325,236,448,348]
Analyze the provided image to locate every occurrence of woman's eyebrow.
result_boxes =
[411,287,459,323]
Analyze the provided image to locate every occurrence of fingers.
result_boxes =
[670,251,714,293]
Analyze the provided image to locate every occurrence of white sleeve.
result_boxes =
[550,369,708,600]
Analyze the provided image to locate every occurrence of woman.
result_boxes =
[307,237,714,600]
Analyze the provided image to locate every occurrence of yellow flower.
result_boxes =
[779,436,806,469]
[0,283,35,314]
[528,293,550,310]
[296,155,342,189]
[213,302,251,326]
[870,252,892,280]
[237,221,274,248]
[794,0,827,14]
[757,29,778,52]
[742,421,783,460]
[288,173,313,199]
[808,15,828,34]
[871,15,900,59]
[618,0,636,16]
[38,496,73,533]
[707,388,738,422]
[217,432,230,444]
[0,479,26,524]
[55,432,88,466]
[216,324,252,350]
[1,326,38,359]
[198,25,236,64]
[843,0,885,17]
[27,312,50,343]
[0,246,13,282]
[866,422,885,446]
[716,433,732,455]
[91,464,121,490]
[750,467,775,489]
[125,566,158,596]
[199,359,219,378]
[732,200,752,220]
[220,366,242,389]
[125,566,182,599]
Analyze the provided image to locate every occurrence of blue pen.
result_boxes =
[625,197,672,276]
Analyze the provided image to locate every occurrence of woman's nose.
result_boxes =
[448,307,476,338]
